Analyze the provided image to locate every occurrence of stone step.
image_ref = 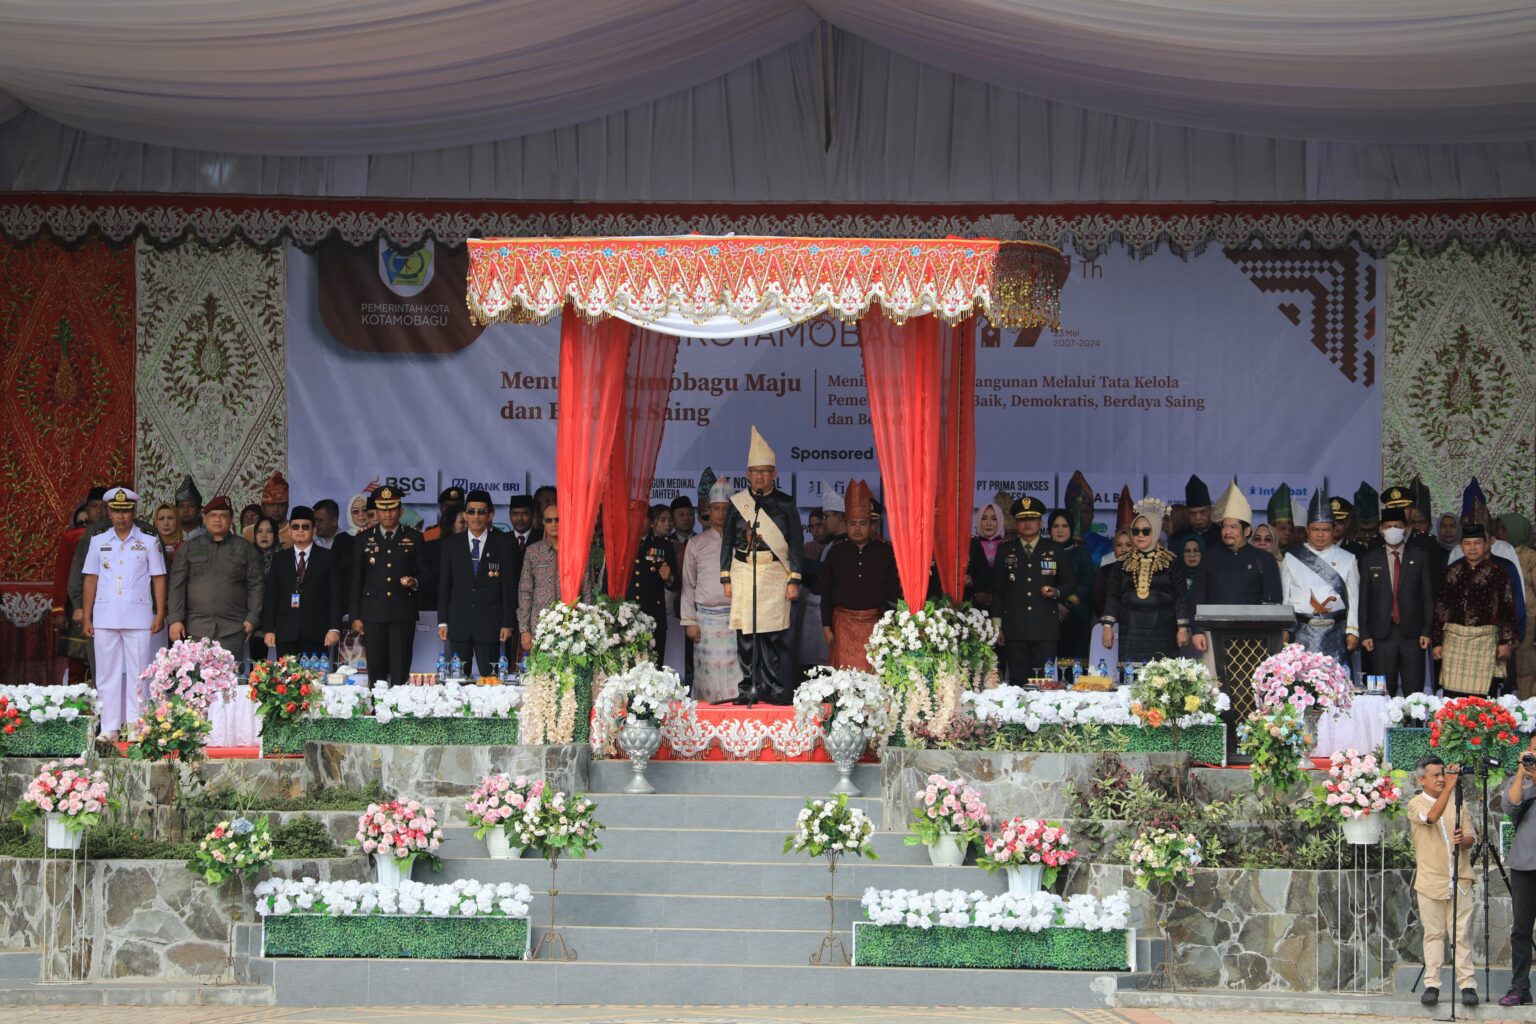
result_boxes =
[1394,961,1516,991]
[588,758,882,796]
[571,792,886,829]
[1115,986,1536,1020]
[427,855,1006,898]
[0,952,39,981]
[261,955,1127,1006]
[438,825,944,864]
[0,979,274,1007]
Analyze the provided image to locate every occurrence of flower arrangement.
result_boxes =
[355,799,444,869]
[520,598,656,744]
[905,773,991,848]
[139,637,239,712]
[255,878,533,920]
[0,684,97,723]
[372,682,520,722]
[126,696,211,762]
[860,888,1130,933]
[1252,643,1353,716]
[0,697,18,738]
[1128,826,1204,889]
[11,759,114,834]
[248,656,323,724]
[465,774,544,841]
[977,817,1079,887]
[591,662,696,752]
[1235,703,1315,794]
[785,794,878,861]
[966,685,1229,733]
[1430,696,1520,778]
[513,788,604,861]
[1300,749,1405,824]
[188,816,275,885]
[1386,693,1536,734]
[1129,658,1225,729]
[866,599,999,743]
[792,666,892,742]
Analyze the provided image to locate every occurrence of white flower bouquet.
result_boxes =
[513,787,604,861]
[866,599,1000,743]
[590,662,696,752]
[1129,658,1228,729]
[0,684,96,723]
[966,685,1227,733]
[372,682,521,723]
[860,887,1130,933]
[784,794,878,861]
[792,666,891,742]
[521,598,656,744]
[255,878,533,919]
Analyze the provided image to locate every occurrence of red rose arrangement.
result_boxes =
[0,697,20,736]
[247,656,323,725]
[1429,696,1520,777]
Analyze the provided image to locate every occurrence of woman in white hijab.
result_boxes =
[347,491,376,535]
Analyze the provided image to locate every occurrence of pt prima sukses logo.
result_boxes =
[379,239,434,297]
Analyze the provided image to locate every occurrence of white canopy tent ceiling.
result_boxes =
[1,1,1534,200]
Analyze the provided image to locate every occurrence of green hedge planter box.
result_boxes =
[263,915,529,959]
[989,723,1226,765]
[851,922,1131,970]
[1386,727,1519,774]
[0,718,92,757]
[262,717,518,754]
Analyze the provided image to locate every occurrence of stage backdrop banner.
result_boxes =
[287,242,1383,528]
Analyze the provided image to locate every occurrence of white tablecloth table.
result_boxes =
[1313,693,1390,756]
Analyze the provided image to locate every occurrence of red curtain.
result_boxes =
[604,328,680,597]
[934,318,978,599]
[555,314,631,604]
[860,309,944,608]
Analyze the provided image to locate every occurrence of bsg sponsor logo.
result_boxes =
[382,476,427,495]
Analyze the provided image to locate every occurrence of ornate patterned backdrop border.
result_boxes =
[1383,242,1536,515]
[134,240,287,514]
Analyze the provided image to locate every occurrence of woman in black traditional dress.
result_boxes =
[1099,498,1190,664]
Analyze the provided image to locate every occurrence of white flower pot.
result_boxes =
[374,854,414,888]
[484,828,522,860]
[1006,863,1044,896]
[45,812,82,852]
[927,833,966,867]
[1341,814,1383,845]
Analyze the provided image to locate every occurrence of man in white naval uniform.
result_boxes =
[81,488,167,740]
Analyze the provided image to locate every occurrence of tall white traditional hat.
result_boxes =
[708,479,731,504]
[747,425,776,467]
[1215,479,1252,525]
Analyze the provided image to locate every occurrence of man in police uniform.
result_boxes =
[81,488,167,739]
[991,496,1079,682]
[350,484,426,685]
[169,496,265,659]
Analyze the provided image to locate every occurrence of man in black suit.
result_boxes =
[1358,504,1436,696]
[991,496,1080,682]
[350,485,427,685]
[260,506,343,659]
[437,490,518,676]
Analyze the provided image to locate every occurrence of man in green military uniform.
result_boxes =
[991,496,1079,682]
[168,495,265,659]
[350,484,427,685]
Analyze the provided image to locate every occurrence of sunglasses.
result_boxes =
[290,522,313,530]
[465,507,492,515]
[1131,527,1154,536]
[544,516,559,524]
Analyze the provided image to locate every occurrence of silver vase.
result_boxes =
[824,723,867,796]
[619,717,662,794]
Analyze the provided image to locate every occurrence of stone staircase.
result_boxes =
[241,758,1146,1006]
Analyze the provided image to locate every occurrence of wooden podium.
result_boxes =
[1191,604,1294,762]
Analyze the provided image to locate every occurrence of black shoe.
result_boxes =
[726,694,756,706]
[1421,987,1439,1006]
[1499,988,1533,1006]
[1462,987,1480,1007]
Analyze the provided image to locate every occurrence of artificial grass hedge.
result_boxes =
[988,723,1226,764]
[262,717,518,754]
[263,914,528,959]
[852,923,1129,970]
[1385,727,1520,774]
[0,718,91,757]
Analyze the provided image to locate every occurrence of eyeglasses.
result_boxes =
[1131,527,1153,536]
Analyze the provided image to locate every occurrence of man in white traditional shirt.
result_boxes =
[1282,486,1361,663]
[81,488,167,740]
[680,481,737,703]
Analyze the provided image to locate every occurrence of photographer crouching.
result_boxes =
[1499,735,1536,1007]
[1410,756,1478,1006]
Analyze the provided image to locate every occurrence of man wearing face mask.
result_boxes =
[1358,504,1435,696]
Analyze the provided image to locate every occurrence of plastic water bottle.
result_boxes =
[436,653,447,683]
[1095,660,1110,678]
[496,654,509,680]
[1044,659,1057,682]
[450,653,463,679]
[1123,662,1136,688]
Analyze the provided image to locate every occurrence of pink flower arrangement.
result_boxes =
[139,637,239,712]
[15,759,113,833]
[1252,644,1353,715]
[1317,749,1403,820]
[907,773,991,846]
[978,816,1080,884]
[465,774,545,841]
[354,799,444,865]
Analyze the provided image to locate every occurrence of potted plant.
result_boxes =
[591,663,695,792]
[12,758,114,851]
[784,793,878,965]
[792,667,890,796]
[247,655,323,727]
[354,799,443,888]
[1128,825,1204,889]
[512,787,604,961]
[1299,748,1405,845]
[1252,643,1353,731]
[465,774,543,859]
[904,773,990,867]
[978,817,1079,896]
[188,816,275,884]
